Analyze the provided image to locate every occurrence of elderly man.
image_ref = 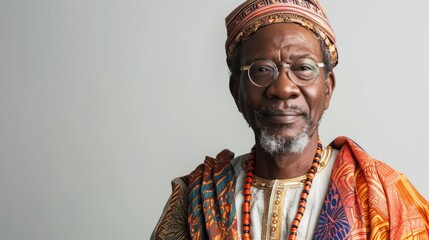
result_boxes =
[152,0,429,239]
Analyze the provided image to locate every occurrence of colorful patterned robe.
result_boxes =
[152,137,429,239]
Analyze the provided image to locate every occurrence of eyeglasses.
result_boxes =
[240,58,325,87]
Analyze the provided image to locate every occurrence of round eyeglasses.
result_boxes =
[240,58,325,87]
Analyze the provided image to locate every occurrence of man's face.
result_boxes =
[231,23,335,145]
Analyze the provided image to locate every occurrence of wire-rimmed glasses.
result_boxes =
[240,58,325,87]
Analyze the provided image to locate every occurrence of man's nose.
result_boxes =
[265,69,300,99]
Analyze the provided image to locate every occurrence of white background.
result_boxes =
[1,0,429,239]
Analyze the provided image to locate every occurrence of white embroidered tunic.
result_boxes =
[232,146,338,240]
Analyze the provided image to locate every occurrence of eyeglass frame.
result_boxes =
[240,58,325,87]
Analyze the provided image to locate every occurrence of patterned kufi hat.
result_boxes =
[225,0,338,67]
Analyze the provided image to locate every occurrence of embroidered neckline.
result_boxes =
[242,146,333,189]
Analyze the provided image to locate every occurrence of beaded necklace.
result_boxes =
[242,140,323,240]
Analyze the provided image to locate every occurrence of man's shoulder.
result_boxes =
[175,149,246,187]
[329,136,402,183]
[194,148,236,172]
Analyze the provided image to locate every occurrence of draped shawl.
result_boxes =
[152,137,429,239]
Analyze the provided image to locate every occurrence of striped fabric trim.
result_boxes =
[187,149,239,239]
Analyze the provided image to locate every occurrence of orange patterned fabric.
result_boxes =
[152,137,429,239]
[320,136,429,239]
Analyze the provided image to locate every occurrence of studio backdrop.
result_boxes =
[1,0,428,239]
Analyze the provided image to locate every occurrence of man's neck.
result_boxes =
[253,133,320,179]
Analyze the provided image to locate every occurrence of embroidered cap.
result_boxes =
[225,0,338,67]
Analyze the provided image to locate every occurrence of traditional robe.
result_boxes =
[151,137,429,239]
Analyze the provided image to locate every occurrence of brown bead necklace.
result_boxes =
[242,140,323,240]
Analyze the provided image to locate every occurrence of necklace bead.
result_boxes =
[242,141,322,240]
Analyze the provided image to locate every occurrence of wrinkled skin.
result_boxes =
[229,23,336,179]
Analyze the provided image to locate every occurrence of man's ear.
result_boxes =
[324,71,336,110]
[229,74,242,112]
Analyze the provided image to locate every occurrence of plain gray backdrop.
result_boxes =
[1,0,429,239]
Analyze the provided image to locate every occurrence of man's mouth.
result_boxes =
[255,109,305,125]
[257,110,304,124]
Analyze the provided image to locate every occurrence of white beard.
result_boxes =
[259,126,310,155]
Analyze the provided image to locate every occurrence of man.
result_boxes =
[152,0,429,239]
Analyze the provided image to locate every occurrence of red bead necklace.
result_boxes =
[242,140,323,240]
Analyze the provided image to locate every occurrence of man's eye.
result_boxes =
[297,65,313,71]
[256,66,271,72]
